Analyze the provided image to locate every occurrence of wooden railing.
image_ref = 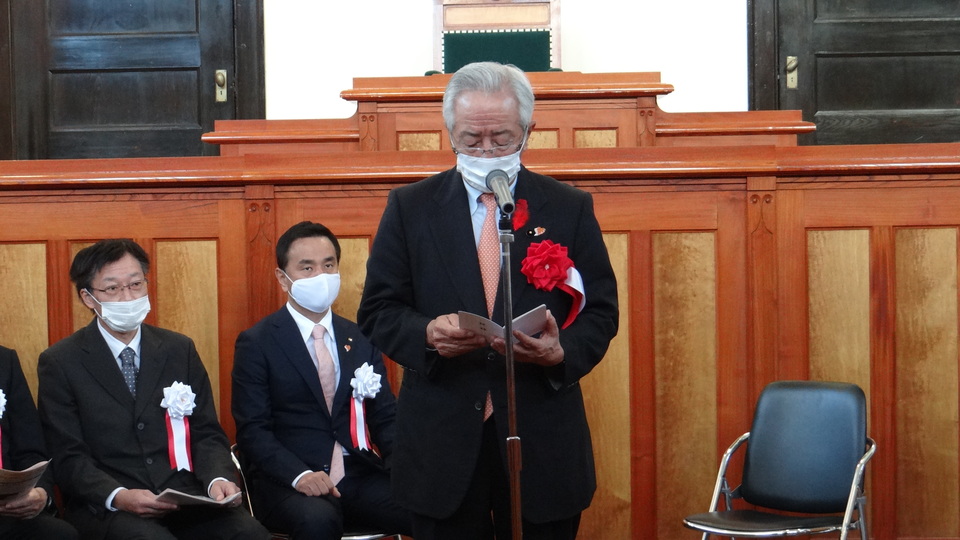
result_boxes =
[202,71,814,156]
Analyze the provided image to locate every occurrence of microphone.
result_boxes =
[485,169,515,214]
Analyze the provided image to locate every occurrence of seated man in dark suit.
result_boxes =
[0,344,79,540]
[232,221,411,539]
[37,239,270,540]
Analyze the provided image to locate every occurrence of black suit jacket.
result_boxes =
[357,166,619,523]
[37,320,235,515]
[231,308,397,516]
[0,346,54,495]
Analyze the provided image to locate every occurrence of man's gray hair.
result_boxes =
[442,62,535,133]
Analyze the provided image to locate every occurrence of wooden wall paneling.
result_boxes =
[528,129,558,149]
[745,180,779,406]
[156,241,221,413]
[49,240,78,343]
[243,184,277,326]
[573,129,617,149]
[870,225,897,540]
[630,229,656,539]
[217,199,251,440]
[579,233,631,539]
[775,189,809,382]
[894,228,959,536]
[716,191,751,491]
[807,229,871,391]
[652,231,717,540]
[0,243,49,398]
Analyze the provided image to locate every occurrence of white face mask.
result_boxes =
[87,293,151,333]
[284,272,341,315]
[456,148,522,193]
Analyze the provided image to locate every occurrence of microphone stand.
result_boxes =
[497,211,523,540]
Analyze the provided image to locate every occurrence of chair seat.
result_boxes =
[684,509,846,536]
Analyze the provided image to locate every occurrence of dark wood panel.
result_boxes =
[816,0,960,19]
[0,0,12,159]
[753,0,960,145]
[814,19,960,51]
[6,0,240,159]
[50,35,200,70]
[816,55,960,110]
[50,71,199,127]
[48,127,204,158]
[815,110,960,144]
[48,0,197,34]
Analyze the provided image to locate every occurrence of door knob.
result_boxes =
[215,69,227,102]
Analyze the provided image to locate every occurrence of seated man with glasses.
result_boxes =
[37,238,270,540]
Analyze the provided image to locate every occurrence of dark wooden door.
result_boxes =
[751,0,960,145]
[7,0,256,158]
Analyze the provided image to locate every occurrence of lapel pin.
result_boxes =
[344,344,352,352]
[527,227,547,237]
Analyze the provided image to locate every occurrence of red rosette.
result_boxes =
[521,240,573,291]
[521,239,584,328]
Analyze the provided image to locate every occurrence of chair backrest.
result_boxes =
[741,380,867,514]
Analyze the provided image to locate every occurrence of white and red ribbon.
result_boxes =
[165,414,193,471]
[558,267,586,329]
[350,399,373,450]
[349,363,381,451]
[160,382,196,471]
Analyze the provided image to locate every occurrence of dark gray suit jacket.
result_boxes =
[37,320,235,516]
[358,166,619,523]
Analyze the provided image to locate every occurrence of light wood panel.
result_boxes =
[0,243,48,398]
[895,227,959,536]
[155,241,221,413]
[808,229,871,393]
[574,129,617,148]
[653,232,717,540]
[331,238,370,325]
[580,233,630,539]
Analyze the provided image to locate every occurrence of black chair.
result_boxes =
[230,444,402,540]
[683,380,876,540]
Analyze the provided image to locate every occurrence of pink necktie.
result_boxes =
[313,324,344,485]
[478,193,498,420]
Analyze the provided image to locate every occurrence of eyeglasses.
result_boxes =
[88,279,149,299]
[451,134,528,158]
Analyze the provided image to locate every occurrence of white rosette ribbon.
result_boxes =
[349,363,381,450]
[0,388,5,468]
[160,381,196,471]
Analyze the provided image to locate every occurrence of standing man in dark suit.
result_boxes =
[357,62,619,540]
[232,221,411,539]
[37,239,270,540]
[0,345,79,539]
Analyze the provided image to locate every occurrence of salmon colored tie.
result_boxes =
[313,324,344,484]
[478,193,499,421]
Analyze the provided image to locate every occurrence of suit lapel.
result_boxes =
[270,309,328,412]
[135,325,169,417]
[78,319,137,408]
[330,315,359,417]
[429,169,488,314]
[505,167,548,316]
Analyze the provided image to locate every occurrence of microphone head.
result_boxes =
[485,169,509,190]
